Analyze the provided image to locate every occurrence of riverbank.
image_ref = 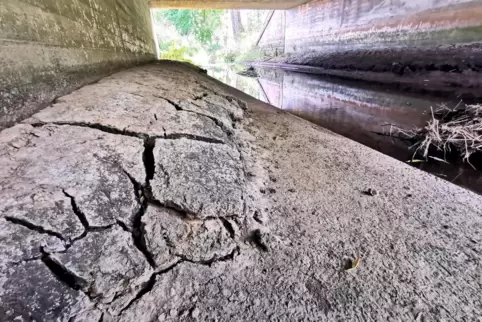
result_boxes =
[249,58,482,100]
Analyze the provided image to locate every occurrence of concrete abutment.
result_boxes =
[256,0,482,97]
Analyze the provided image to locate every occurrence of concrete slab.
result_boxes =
[0,62,481,321]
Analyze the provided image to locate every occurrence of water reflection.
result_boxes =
[207,66,482,195]
[207,66,266,102]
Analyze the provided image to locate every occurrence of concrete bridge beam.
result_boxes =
[149,0,311,9]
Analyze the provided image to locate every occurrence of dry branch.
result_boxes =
[409,104,482,165]
[385,104,482,166]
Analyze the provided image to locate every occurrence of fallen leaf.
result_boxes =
[346,255,362,271]
[352,256,361,269]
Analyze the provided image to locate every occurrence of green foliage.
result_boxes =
[207,43,222,54]
[160,9,222,44]
[158,42,194,64]
[158,40,172,52]
[235,49,263,63]
[218,49,263,64]
[153,9,268,65]
[222,50,237,63]
[159,10,192,35]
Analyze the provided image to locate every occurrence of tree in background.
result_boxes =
[230,10,244,40]
[155,9,223,63]
[153,9,269,65]
[158,41,195,63]
[160,9,222,45]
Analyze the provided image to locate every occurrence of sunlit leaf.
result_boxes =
[407,159,426,163]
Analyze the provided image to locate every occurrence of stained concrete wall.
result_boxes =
[0,0,156,129]
[256,0,482,95]
[258,11,286,57]
[284,0,482,53]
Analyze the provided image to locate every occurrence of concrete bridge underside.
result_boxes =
[2,0,481,129]
[149,0,311,9]
[0,0,310,130]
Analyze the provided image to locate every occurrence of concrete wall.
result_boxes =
[256,0,482,94]
[284,0,482,53]
[0,0,156,129]
[258,11,286,57]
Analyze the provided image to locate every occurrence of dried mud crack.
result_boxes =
[0,63,264,322]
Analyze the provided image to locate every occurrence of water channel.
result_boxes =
[208,66,482,195]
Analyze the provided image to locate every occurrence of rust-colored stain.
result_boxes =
[330,4,482,39]
[285,0,482,48]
